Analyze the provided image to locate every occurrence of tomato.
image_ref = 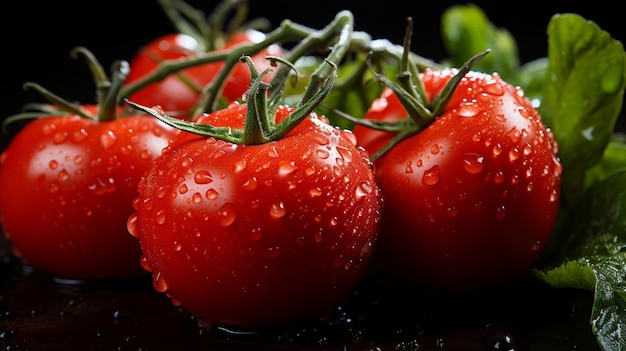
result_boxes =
[353,68,562,292]
[124,29,283,117]
[0,105,179,281]
[127,102,383,330]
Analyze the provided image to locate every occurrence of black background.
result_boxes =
[2,1,624,125]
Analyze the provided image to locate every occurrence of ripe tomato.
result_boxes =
[0,106,179,281]
[124,29,283,116]
[127,102,383,330]
[353,69,562,292]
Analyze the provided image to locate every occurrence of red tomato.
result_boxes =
[125,29,283,116]
[0,106,179,280]
[127,102,383,330]
[353,69,562,292]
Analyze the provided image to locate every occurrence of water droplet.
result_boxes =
[552,157,563,177]
[329,217,339,227]
[100,130,117,149]
[472,132,482,142]
[179,183,188,194]
[241,177,258,191]
[49,160,59,170]
[309,188,323,197]
[278,160,298,176]
[482,81,504,96]
[58,169,69,181]
[336,146,354,162]
[508,147,520,162]
[355,181,373,203]
[496,206,507,220]
[506,127,521,143]
[53,132,68,144]
[194,170,213,184]
[72,129,88,142]
[156,210,167,225]
[430,144,440,154]
[192,192,202,203]
[127,213,138,238]
[269,201,286,219]
[549,189,558,203]
[206,188,218,200]
[250,228,262,241]
[218,203,237,226]
[462,153,484,174]
[173,241,182,252]
[267,147,279,158]
[234,160,247,172]
[457,102,481,117]
[494,114,507,123]
[153,272,169,293]
[140,150,152,160]
[494,171,504,184]
[316,149,330,159]
[446,207,458,217]
[405,161,414,173]
[492,143,503,157]
[140,255,153,272]
[422,165,440,186]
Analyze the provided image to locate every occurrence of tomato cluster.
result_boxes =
[0,0,563,333]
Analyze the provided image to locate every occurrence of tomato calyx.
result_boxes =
[343,51,488,161]
[2,47,132,133]
[126,55,337,145]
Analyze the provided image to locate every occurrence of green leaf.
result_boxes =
[585,135,626,189]
[440,3,519,79]
[534,170,626,351]
[539,14,626,204]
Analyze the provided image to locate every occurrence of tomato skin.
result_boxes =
[353,69,562,292]
[125,30,283,115]
[128,103,383,330]
[0,110,179,280]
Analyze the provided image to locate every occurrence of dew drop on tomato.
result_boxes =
[99,131,117,149]
[462,153,484,174]
[277,160,297,176]
[192,192,202,203]
[241,177,258,191]
[269,201,286,219]
[152,272,169,293]
[218,203,237,227]
[457,102,481,117]
[482,81,505,96]
[127,213,139,238]
[316,149,330,159]
[421,165,440,186]
[155,209,167,225]
[355,181,374,204]
[496,205,507,220]
[52,132,68,144]
[205,188,218,200]
[194,170,213,184]
[72,129,89,142]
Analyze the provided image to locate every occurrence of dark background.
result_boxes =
[2,1,624,129]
